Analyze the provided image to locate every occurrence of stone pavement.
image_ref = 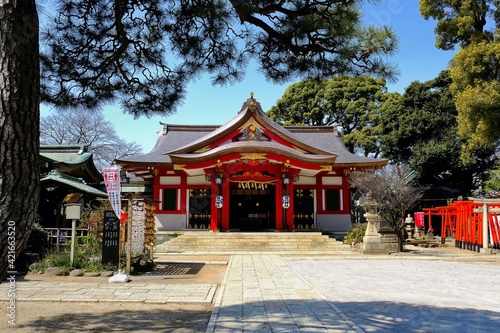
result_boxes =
[206,251,500,333]
[0,280,217,304]
[207,254,363,333]
[1,246,499,332]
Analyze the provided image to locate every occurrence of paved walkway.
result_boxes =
[1,280,217,303]
[1,246,499,332]
[207,254,362,333]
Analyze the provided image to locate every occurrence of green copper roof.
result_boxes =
[40,144,92,164]
[41,170,108,197]
[40,144,103,183]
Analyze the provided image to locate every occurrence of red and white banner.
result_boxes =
[103,166,121,218]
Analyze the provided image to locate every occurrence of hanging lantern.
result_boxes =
[282,195,290,209]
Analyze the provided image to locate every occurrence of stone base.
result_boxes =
[360,233,399,254]
[480,247,494,254]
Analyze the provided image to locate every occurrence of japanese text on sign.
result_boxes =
[103,167,121,217]
[131,199,145,253]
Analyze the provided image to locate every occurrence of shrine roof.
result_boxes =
[40,144,92,164]
[169,140,337,165]
[165,97,334,156]
[116,96,387,168]
[40,144,103,183]
[116,125,217,165]
[41,170,108,197]
[287,127,387,167]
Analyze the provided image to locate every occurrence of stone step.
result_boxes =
[170,238,332,243]
[164,231,325,238]
[161,240,345,246]
[163,233,333,241]
[154,231,354,254]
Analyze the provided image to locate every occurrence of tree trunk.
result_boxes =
[0,0,39,281]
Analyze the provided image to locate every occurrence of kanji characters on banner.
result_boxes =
[131,199,145,253]
[102,166,121,218]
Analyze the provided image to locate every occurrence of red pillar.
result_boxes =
[275,180,283,230]
[153,170,161,211]
[286,182,294,230]
[210,181,219,231]
[221,179,230,231]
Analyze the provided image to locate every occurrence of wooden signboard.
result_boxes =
[102,210,120,267]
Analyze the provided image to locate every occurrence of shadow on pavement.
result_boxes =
[334,300,500,332]
[142,262,205,276]
[14,304,211,333]
[9,298,500,332]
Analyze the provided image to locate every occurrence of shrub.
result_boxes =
[25,222,49,255]
[30,200,123,273]
[33,224,116,272]
[343,223,367,247]
[80,199,113,236]
[38,248,116,272]
[43,250,72,270]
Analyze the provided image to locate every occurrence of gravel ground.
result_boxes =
[287,255,500,333]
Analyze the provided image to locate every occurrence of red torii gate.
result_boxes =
[421,200,500,252]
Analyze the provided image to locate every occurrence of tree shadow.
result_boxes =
[141,262,205,276]
[211,300,500,333]
[333,301,500,332]
[16,304,211,332]
[13,299,500,332]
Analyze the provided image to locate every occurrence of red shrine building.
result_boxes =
[116,95,387,233]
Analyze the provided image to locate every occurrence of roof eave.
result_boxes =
[170,146,337,165]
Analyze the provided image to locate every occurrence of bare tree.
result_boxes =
[40,108,142,169]
[349,164,426,250]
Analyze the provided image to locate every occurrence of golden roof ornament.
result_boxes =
[247,91,256,112]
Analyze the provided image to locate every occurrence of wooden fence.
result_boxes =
[45,227,89,250]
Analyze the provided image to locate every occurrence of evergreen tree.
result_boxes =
[0,0,399,280]
[41,0,399,117]
[268,75,388,157]
[380,71,495,194]
[0,0,40,281]
[420,0,499,50]
[421,0,500,166]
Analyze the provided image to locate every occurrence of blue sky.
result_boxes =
[41,0,456,153]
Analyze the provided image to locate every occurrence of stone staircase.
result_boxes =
[154,231,356,254]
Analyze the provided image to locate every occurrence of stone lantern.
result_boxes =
[361,192,379,237]
[360,192,397,254]
[405,214,415,239]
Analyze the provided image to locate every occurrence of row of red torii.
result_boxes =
[421,199,500,253]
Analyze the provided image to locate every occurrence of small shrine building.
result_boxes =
[39,144,107,229]
[116,95,387,233]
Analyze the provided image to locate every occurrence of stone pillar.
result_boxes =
[480,203,493,254]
